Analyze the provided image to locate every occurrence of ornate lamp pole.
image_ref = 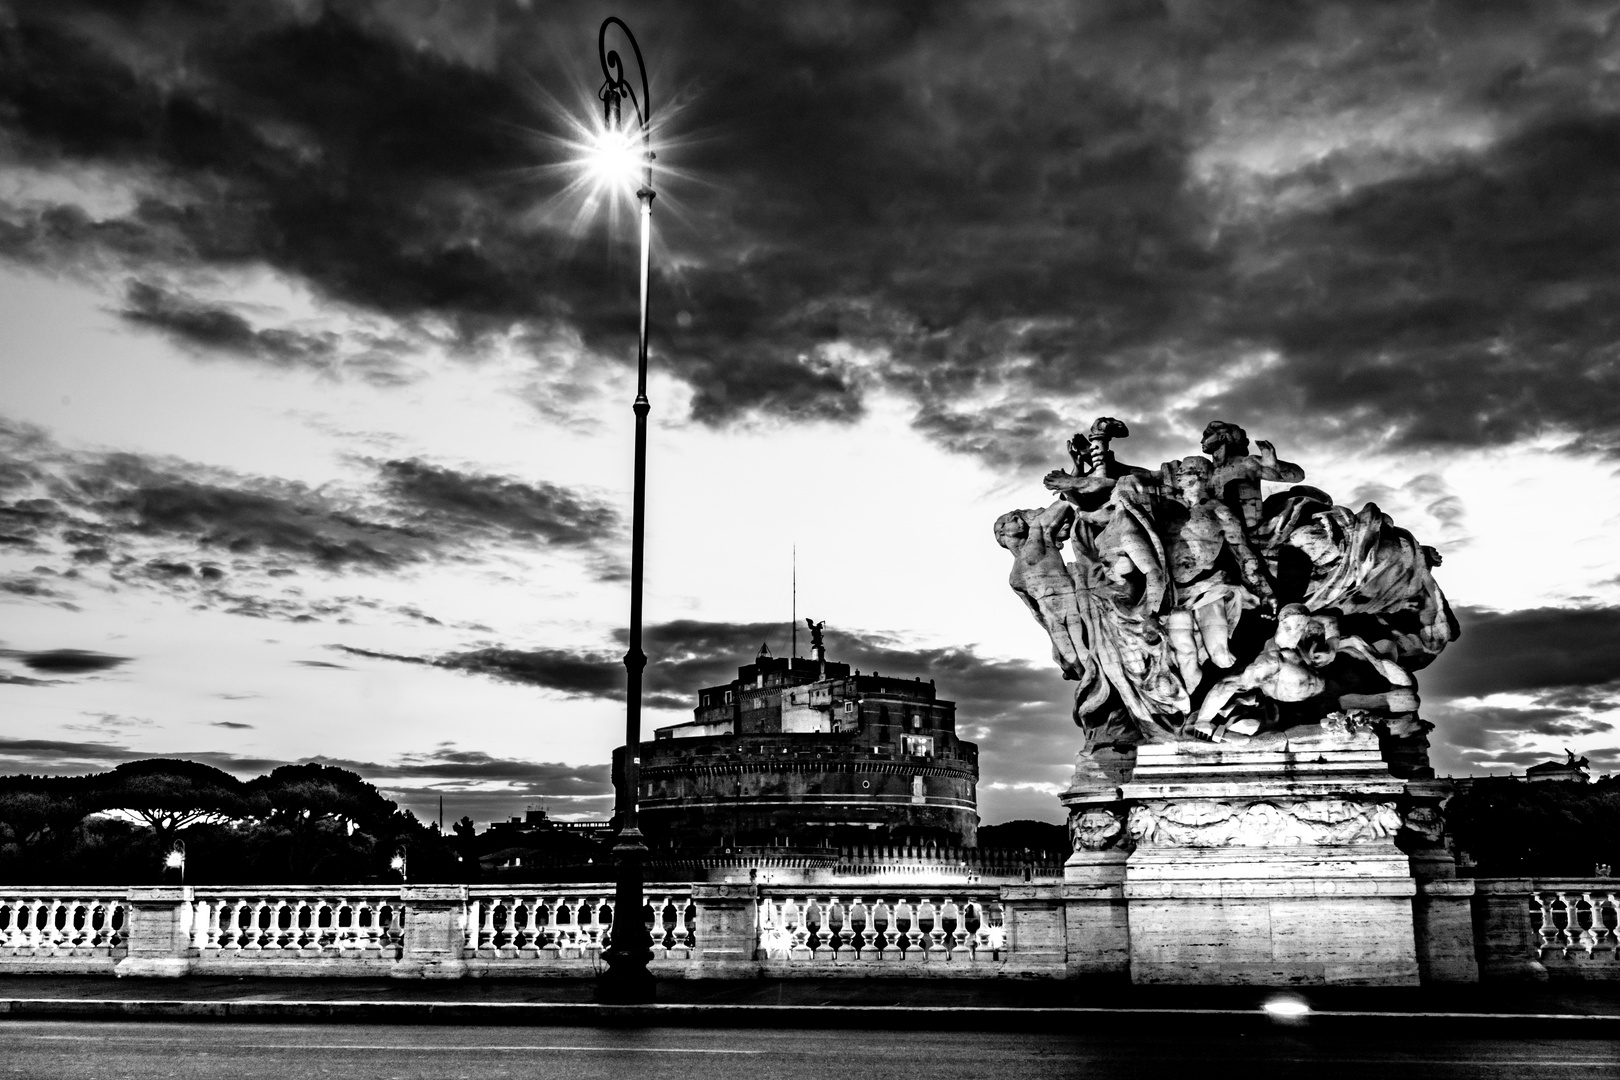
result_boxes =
[595,15,656,1005]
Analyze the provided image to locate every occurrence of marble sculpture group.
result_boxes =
[996,419,1459,752]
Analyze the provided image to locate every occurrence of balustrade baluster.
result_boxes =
[43,900,64,955]
[870,900,895,959]
[512,898,532,955]
[187,899,207,953]
[849,898,871,957]
[592,896,611,953]
[801,898,823,959]
[556,901,576,954]
[337,898,356,952]
[1598,892,1619,961]
[239,899,258,952]
[82,900,100,952]
[893,898,915,957]
[67,901,84,953]
[755,897,779,958]
[537,901,558,954]
[1575,892,1596,956]
[923,898,947,958]
[88,899,107,952]
[200,900,220,952]
[488,899,506,955]
[778,898,803,960]
[946,898,970,960]
[295,900,314,953]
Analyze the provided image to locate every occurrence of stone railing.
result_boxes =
[755,889,1006,974]
[2,877,1608,982]
[188,887,405,977]
[0,890,128,973]
[1473,878,1620,981]
[460,886,698,977]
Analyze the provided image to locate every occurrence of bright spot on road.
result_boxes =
[1262,996,1311,1018]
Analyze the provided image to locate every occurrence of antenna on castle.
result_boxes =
[791,544,797,660]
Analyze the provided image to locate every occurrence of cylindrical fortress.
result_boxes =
[628,649,980,852]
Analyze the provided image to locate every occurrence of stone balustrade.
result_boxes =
[460,886,698,977]
[0,876,1610,982]
[0,891,127,973]
[755,890,1006,974]
[188,888,405,976]
[1473,878,1620,981]
[1530,884,1619,970]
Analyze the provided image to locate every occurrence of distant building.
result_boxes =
[628,635,980,853]
[485,807,613,841]
[1525,751,1591,784]
[476,808,613,879]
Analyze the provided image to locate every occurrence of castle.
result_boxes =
[633,627,980,855]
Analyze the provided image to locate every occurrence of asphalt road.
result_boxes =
[1,1021,1616,1080]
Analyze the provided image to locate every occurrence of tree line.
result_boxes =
[0,759,472,885]
[1447,775,1620,877]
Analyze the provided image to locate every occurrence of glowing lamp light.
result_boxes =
[587,126,642,190]
[1262,995,1312,1019]
[163,849,185,870]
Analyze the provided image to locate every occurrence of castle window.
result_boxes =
[725,690,734,704]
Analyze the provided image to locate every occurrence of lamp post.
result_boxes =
[164,840,186,886]
[594,15,656,1005]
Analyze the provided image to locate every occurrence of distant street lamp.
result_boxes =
[164,840,186,886]
[390,847,408,883]
[591,15,656,1005]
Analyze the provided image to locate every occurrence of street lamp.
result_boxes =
[164,840,186,886]
[390,847,408,883]
[593,15,656,1005]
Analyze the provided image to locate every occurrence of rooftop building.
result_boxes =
[629,634,980,854]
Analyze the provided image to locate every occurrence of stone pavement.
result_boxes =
[0,976,1617,1034]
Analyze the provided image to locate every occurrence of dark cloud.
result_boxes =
[6,3,1620,460]
[0,647,130,674]
[376,458,624,577]
[209,721,254,730]
[0,418,629,615]
[87,458,430,572]
[1423,605,1620,699]
[0,672,55,687]
[119,280,339,371]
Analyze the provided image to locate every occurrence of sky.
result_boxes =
[3,0,1620,829]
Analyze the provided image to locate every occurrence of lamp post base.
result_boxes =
[596,955,657,1004]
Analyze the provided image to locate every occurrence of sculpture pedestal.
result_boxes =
[1069,733,1424,986]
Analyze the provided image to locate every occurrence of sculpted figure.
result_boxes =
[1193,605,1416,739]
[1163,456,1273,692]
[1200,421,1305,530]
[1074,477,1190,729]
[1284,503,1459,665]
[805,618,826,652]
[1044,417,1157,514]
[994,501,1091,681]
